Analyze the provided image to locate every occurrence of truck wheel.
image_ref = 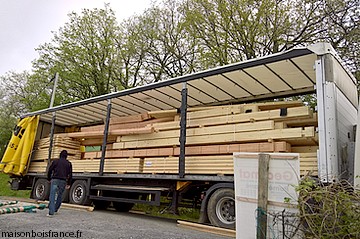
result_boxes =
[69,180,89,205]
[207,188,235,229]
[32,179,50,200]
[113,202,134,212]
[93,200,111,210]
[62,188,70,203]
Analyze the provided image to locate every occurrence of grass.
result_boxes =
[0,173,31,198]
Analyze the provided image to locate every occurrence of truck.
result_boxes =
[1,42,358,230]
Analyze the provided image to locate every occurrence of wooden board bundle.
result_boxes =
[29,101,319,176]
[34,136,80,149]
[84,142,291,159]
[32,136,81,161]
[28,158,143,174]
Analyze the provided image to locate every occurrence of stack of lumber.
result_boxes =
[83,101,318,176]
[28,101,319,176]
[31,136,81,161]
[28,136,81,173]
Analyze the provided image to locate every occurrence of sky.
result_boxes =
[0,0,153,76]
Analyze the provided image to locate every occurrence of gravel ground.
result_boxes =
[0,201,233,239]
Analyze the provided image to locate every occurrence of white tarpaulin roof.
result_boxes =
[22,43,354,126]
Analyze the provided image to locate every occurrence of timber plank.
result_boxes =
[152,106,312,131]
[80,117,174,132]
[114,127,315,149]
[58,127,154,139]
[117,121,274,142]
[84,142,290,159]
[109,113,151,125]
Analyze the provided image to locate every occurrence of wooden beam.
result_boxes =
[177,220,236,238]
[114,127,315,149]
[117,121,274,142]
[84,142,290,159]
[152,106,312,131]
[148,109,178,118]
[109,112,151,124]
[58,127,154,139]
[257,153,270,239]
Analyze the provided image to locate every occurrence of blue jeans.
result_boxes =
[48,179,66,215]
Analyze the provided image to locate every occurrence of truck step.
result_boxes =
[90,184,170,206]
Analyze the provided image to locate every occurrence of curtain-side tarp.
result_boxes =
[0,116,39,176]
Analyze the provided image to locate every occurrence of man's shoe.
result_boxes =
[46,214,53,217]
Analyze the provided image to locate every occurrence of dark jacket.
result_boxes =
[47,157,73,185]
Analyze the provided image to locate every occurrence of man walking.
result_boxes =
[47,150,72,216]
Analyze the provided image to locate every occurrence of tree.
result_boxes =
[182,0,292,67]
[121,0,199,83]
[32,4,124,102]
[182,0,359,77]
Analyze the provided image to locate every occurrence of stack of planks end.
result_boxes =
[28,136,81,173]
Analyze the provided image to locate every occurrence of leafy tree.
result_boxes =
[182,0,359,75]
[122,0,199,83]
[33,4,123,102]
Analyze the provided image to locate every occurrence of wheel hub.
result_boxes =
[73,186,84,203]
[216,196,235,224]
[36,184,44,198]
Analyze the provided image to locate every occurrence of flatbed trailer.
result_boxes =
[2,43,358,229]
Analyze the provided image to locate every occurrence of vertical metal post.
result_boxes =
[47,112,56,170]
[99,99,112,176]
[49,72,59,108]
[47,73,59,170]
[179,83,188,178]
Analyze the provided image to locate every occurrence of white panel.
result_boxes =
[110,100,141,115]
[131,92,176,110]
[205,75,251,99]
[119,95,161,112]
[331,56,358,107]
[223,71,269,95]
[336,89,357,144]
[141,89,181,108]
[292,55,317,82]
[234,153,300,239]
[79,104,107,116]
[158,85,201,106]
[245,66,291,92]
[189,78,233,101]
[267,60,314,89]
[111,98,148,114]
[171,83,215,105]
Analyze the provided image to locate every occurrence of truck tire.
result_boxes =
[62,188,70,203]
[207,188,235,229]
[32,179,50,200]
[113,201,134,212]
[93,200,111,210]
[69,180,89,205]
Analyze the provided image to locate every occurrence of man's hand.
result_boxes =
[65,185,70,190]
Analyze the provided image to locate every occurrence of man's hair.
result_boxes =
[60,150,68,159]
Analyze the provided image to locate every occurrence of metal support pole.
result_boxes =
[99,99,112,176]
[47,112,56,171]
[179,83,188,178]
[47,73,59,171]
[170,189,179,215]
[49,72,59,108]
